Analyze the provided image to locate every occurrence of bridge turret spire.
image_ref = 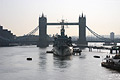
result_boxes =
[79,15,80,18]
[61,19,65,36]
[42,13,44,17]
[82,13,83,17]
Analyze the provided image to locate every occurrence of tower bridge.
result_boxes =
[37,13,87,47]
[0,13,119,47]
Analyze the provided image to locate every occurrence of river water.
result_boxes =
[0,43,120,80]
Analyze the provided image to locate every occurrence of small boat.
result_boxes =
[93,55,100,58]
[46,51,53,53]
[101,54,120,71]
[73,48,82,55]
[27,57,32,60]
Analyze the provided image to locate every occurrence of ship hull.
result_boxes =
[53,46,73,56]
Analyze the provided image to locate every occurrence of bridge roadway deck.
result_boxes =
[47,23,79,25]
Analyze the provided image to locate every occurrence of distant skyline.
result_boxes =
[0,0,120,36]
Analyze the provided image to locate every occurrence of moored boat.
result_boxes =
[101,52,120,71]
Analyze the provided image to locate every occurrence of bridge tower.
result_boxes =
[78,13,87,45]
[37,13,49,47]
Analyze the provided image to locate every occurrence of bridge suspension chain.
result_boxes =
[86,26,111,42]
[24,26,39,36]
[15,26,39,41]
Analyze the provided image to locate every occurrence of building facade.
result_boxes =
[0,25,15,46]
[110,32,114,41]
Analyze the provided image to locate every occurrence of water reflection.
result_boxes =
[53,55,72,60]
[39,52,47,70]
[79,53,86,59]
[53,55,72,69]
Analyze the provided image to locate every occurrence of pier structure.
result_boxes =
[110,46,120,54]
[37,13,87,47]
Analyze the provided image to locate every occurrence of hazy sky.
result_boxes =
[0,0,120,36]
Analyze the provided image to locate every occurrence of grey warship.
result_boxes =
[53,20,73,56]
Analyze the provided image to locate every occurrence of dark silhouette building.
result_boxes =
[37,14,49,47]
[110,32,114,42]
[0,25,15,46]
[78,13,87,45]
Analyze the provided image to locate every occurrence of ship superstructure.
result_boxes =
[53,20,73,56]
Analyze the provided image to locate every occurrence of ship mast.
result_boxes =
[61,19,65,36]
